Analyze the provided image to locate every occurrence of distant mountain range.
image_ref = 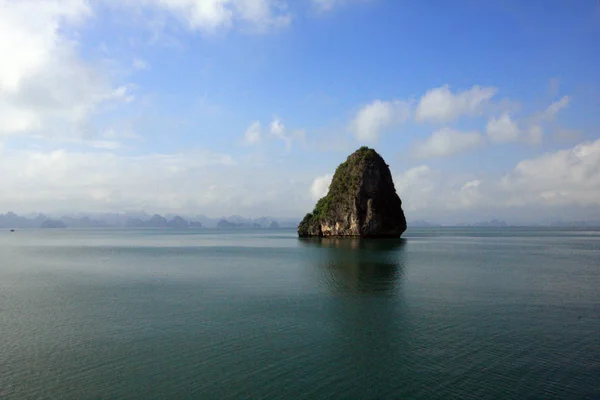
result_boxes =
[3,212,599,230]
[124,214,204,229]
[0,212,296,230]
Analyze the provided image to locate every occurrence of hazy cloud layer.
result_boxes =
[1,138,599,221]
[393,139,600,222]
[0,147,315,217]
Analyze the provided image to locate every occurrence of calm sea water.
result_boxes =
[0,227,599,399]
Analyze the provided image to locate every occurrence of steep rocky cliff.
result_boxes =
[298,147,407,238]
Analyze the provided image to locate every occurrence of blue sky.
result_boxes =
[0,0,599,223]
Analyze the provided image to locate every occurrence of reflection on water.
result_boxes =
[299,237,413,397]
[300,238,406,294]
[300,237,406,251]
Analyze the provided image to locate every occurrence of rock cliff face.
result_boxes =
[298,147,407,238]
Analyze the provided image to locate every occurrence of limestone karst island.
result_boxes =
[298,147,407,238]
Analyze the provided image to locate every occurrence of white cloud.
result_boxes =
[243,121,262,145]
[499,139,600,207]
[394,165,487,216]
[241,116,303,150]
[541,95,571,121]
[394,165,437,212]
[351,99,411,142]
[126,0,291,33]
[415,84,497,122]
[310,174,333,200]
[0,0,131,137]
[456,179,484,208]
[414,128,484,158]
[269,116,292,150]
[394,165,432,192]
[392,139,600,222]
[270,116,285,137]
[486,113,521,143]
[486,113,544,145]
[0,0,90,91]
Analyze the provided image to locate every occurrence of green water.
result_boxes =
[1,228,598,399]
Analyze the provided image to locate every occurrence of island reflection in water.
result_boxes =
[299,237,407,294]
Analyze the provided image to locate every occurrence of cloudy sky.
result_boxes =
[0,0,599,223]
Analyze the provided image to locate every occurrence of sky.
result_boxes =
[0,0,599,223]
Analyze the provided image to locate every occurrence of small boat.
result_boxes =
[10,229,15,232]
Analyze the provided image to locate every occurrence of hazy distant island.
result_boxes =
[215,217,283,229]
[217,220,258,229]
[298,147,407,238]
[0,212,293,230]
[40,219,67,229]
[124,214,204,229]
[473,219,508,227]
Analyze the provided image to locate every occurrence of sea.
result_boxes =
[0,227,598,399]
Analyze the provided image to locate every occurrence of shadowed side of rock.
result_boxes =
[298,147,407,238]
